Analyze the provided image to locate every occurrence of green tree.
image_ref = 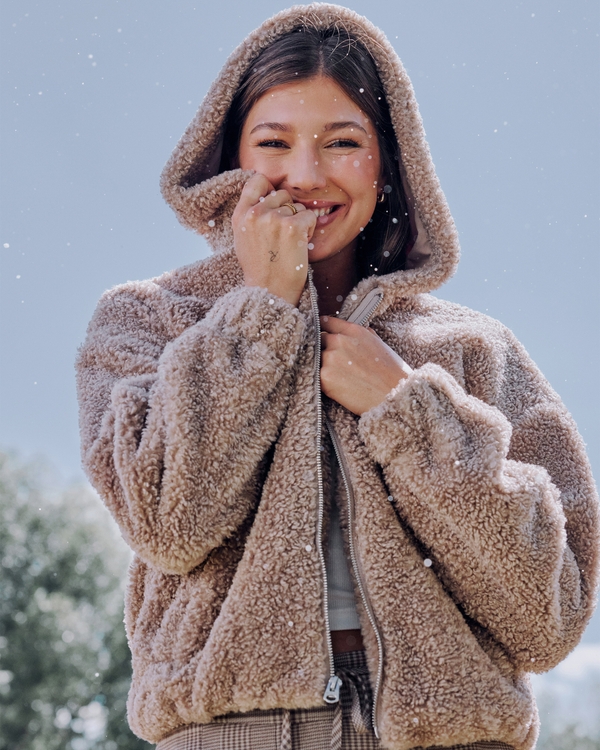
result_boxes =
[0,451,151,750]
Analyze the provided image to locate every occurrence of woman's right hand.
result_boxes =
[232,174,317,307]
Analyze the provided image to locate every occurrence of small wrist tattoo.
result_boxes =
[269,250,279,263]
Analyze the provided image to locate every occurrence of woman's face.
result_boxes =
[238,75,382,264]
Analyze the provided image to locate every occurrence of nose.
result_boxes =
[284,141,327,193]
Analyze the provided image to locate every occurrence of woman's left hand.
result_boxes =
[320,316,409,415]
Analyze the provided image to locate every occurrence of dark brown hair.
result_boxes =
[220,27,410,277]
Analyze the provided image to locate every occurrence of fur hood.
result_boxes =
[76,4,599,749]
[160,2,459,302]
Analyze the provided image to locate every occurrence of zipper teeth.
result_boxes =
[307,268,337,686]
[326,418,384,738]
[355,293,384,327]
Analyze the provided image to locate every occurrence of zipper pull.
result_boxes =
[323,674,342,704]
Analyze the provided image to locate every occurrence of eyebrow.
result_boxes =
[249,120,368,135]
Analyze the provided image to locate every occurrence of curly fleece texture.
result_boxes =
[76,4,599,749]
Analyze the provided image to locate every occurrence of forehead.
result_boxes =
[243,75,371,130]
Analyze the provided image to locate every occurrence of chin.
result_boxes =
[308,239,355,264]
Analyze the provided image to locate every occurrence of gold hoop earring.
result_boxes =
[377,192,386,203]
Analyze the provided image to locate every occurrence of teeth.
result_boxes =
[311,206,334,217]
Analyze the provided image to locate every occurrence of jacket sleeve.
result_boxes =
[358,329,599,672]
[76,282,307,575]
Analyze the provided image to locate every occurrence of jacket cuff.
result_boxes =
[200,284,307,365]
[358,361,511,474]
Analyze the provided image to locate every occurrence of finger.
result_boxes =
[320,330,345,352]
[275,202,303,217]
[276,202,307,215]
[320,315,360,334]
[293,207,317,232]
[237,174,275,211]
[263,189,292,209]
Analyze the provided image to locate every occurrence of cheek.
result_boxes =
[238,147,266,173]
[332,158,379,207]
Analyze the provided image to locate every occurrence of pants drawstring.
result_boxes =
[281,657,373,750]
[330,660,373,750]
[279,708,292,750]
[330,703,343,750]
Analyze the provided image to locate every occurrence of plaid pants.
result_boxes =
[156,650,515,750]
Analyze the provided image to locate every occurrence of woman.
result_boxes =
[76,5,599,750]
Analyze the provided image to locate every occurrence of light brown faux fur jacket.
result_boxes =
[76,4,600,749]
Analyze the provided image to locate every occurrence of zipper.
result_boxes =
[308,272,386,724]
[345,287,384,326]
[326,416,384,738]
[307,268,340,705]
[332,285,385,734]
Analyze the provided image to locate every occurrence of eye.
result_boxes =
[256,139,289,149]
[328,138,361,148]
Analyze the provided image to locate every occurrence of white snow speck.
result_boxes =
[359,88,364,93]
[392,217,398,224]
[259,196,265,202]
[348,361,352,365]
[351,294,357,300]
[288,621,294,627]
[353,160,360,167]
[305,544,312,552]
[207,219,215,227]
[454,460,460,466]
[3,243,9,248]
[383,184,392,194]
[268,299,274,304]
[308,243,314,250]
[88,54,93,59]
[16,275,21,279]
[241,226,246,231]
[383,251,390,257]
[424,558,432,567]
[388,495,393,502]
[336,295,343,302]
[413,717,419,724]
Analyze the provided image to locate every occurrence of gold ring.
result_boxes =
[282,201,298,215]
